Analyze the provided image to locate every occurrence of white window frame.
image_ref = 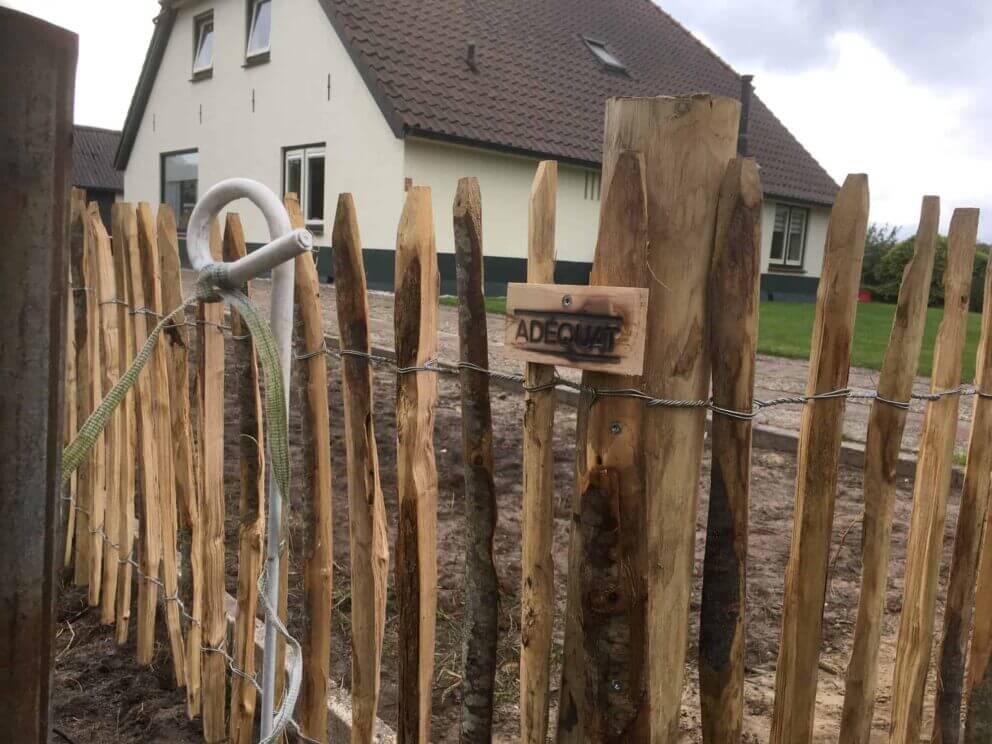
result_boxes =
[583,36,626,72]
[769,204,809,268]
[193,13,214,74]
[246,0,272,59]
[284,145,326,231]
[584,170,601,201]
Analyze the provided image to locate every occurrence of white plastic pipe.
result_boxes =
[185,178,310,739]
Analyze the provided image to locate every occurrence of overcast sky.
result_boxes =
[8,0,991,239]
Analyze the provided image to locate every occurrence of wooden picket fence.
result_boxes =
[61,93,992,744]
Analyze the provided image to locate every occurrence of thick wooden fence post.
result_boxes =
[137,202,186,686]
[771,174,869,744]
[286,195,334,743]
[453,177,499,742]
[698,157,762,744]
[122,202,162,665]
[111,204,137,645]
[394,186,440,744]
[934,243,992,744]
[840,196,940,743]
[68,188,91,582]
[558,151,649,741]
[91,205,121,622]
[158,204,202,716]
[519,160,558,744]
[222,213,265,744]
[332,193,389,744]
[0,11,74,737]
[889,207,980,744]
[198,219,227,743]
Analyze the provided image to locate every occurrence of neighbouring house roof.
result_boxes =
[117,0,838,206]
[74,125,124,192]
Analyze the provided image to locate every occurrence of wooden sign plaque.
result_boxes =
[504,283,649,375]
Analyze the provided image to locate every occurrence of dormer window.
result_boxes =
[584,37,626,72]
[192,12,214,79]
[246,0,272,60]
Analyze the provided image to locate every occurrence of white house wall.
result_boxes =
[123,0,405,253]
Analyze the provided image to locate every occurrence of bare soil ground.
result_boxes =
[52,331,960,743]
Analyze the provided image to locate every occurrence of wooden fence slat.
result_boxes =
[221,213,265,744]
[332,193,389,744]
[111,203,137,645]
[285,195,335,743]
[698,157,762,744]
[934,235,992,744]
[452,177,499,742]
[123,201,162,664]
[157,203,203,716]
[137,203,186,686]
[840,196,940,743]
[519,160,558,744]
[63,244,78,571]
[967,428,992,739]
[394,186,440,744]
[198,219,227,743]
[558,151,649,741]
[888,207,980,744]
[91,205,121,623]
[771,174,869,744]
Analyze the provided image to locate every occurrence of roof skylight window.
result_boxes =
[584,37,626,72]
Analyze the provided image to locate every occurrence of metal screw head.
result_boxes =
[610,422,623,435]
[562,294,573,307]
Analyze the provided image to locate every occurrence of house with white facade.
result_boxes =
[116,0,839,299]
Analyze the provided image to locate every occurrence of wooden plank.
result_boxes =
[888,207,980,744]
[285,195,335,743]
[111,203,137,645]
[221,213,266,744]
[519,160,558,744]
[394,186,440,744]
[90,204,121,622]
[137,203,186,686]
[840,196,940,743]
[0,15,74,734]
[934,229,992,744]
[198,219,227,744]
[770,174,869,744]
[598,93,740,742]
[504,283,648,374]
[967,452,992,740]
[698,157,762,744]
[62,261,78,570]
[124,201,162,665]
[158,203,202,716]
[452,177,499,742]
[332,193,389,744]
[559,151,650,741]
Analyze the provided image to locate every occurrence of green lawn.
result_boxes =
[440,295,983,380]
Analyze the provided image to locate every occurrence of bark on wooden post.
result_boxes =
[157,204,202,715]
[519,160,558,744]
[888,208,980,744]
[771,174,869,744]
[222,213,265,744]
[198,219,227,744]
[840,196,940,743]
[286,195,335,743]
[698,157,762,744]
[122,201,162,665]
[137,202,186,687]
[557,151,649,742]
[453,177,500,742]
[934,246,992,744]
[111,203,137,645]
[0,12,74,737]
[394,186,440,744]
[332,193,389,744]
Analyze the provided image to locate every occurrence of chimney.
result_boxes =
[466,42,478,72]
[738,74,753,157]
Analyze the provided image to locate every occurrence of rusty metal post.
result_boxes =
[0,8,77,742]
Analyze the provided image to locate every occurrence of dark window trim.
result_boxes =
[160,148,199,236]
[245,0,272,66]
[768,202,810,271]
[281,142,327,234]
[192,10,214,79]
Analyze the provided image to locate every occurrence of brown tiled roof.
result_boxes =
[320,0,838,205]
[73,125,124,192]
